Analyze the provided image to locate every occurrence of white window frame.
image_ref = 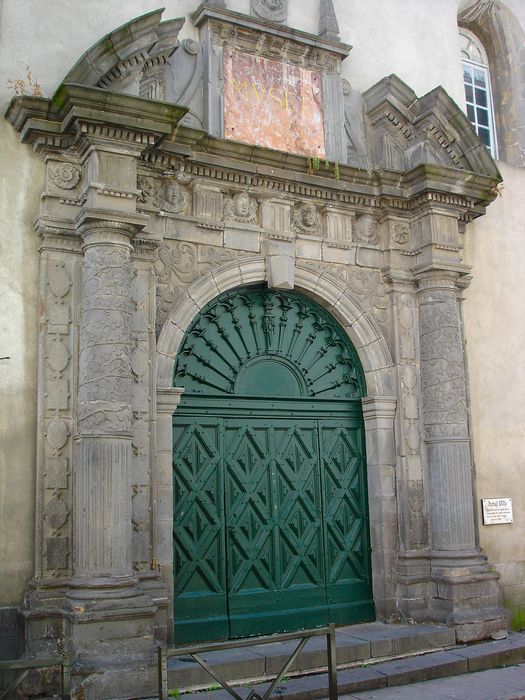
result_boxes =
[459,28,498,159]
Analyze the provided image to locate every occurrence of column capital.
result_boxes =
[157,387,185,415]
[76,208,149,247]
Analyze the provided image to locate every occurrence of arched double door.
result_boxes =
[172,286,374,642]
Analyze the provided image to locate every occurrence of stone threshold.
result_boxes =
[172,629,525,700]
[168,622,457,692]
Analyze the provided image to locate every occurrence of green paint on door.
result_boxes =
[173,287,374,642]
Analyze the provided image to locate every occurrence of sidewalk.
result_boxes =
[339,662,525,699]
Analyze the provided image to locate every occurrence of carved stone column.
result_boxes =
[72,216,139,585]
[416,268,504,640]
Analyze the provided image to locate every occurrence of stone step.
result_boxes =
[168,622,456,692]
[175,632,525,700]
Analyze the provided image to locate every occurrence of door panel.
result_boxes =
[172,418,228,642]
[224,420,327,637]
[173,411,374,641]
[319,421,375,623]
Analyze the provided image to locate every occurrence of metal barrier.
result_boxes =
[0,655,70,700]
[158,624,337,700]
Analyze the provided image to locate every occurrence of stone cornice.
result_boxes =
[141,131,501,220]
[192,3,352,62]
[5,84,188,148]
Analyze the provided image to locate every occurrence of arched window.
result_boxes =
[459,28,498,158]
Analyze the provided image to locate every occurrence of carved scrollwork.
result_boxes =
[50,163,81,190]
[154,242,239,333]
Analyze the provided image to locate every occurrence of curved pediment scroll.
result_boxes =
[63,9,185,100]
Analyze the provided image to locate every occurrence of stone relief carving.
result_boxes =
[154,179,190,214]
[224,191,258,223]
[291,202,322,234]
[130,264,154,572]
[39,256,77,577]
[353,213,379,245]
[50,163,81,190]
[309,261,388,335]
[392,221,409,245]
[154,241,239,333]
[79,245,133,435]
[137,175,155,204]
[251,0,288,23]
[419,293,469,438]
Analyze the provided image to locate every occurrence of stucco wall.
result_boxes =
[463,160,525,630]
[0,0,524,624]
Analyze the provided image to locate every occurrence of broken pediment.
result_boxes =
[364,73,500,179]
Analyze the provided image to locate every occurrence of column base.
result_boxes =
[22,576,164,699]
[396,550,431,623]
[427,550,507,642]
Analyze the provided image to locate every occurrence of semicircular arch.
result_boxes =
[156,256,395,398]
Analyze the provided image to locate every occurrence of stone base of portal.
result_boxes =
[22,577,164,700]
[427,550,507,643]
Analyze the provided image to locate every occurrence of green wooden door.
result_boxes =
[173,287,374,642]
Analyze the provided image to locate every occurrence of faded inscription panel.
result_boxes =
[224,48,325,158]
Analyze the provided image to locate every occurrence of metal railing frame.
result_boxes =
[0,655,70,699]
[158,624,337,700]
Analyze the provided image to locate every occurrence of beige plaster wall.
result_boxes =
[0,0,524,620]
[0,125,42,605]
[462,160,525,629]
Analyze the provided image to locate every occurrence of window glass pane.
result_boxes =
[476,107,489,127]
[465,84,474,103]
[474,69,486,88]
[463,66,472,84]
[475,87,487,107]
[467,104,475,122]
[478,127,491,146]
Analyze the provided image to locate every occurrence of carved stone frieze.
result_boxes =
[224,191,258,223]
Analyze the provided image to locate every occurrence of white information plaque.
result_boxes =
[481,498,513,525]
